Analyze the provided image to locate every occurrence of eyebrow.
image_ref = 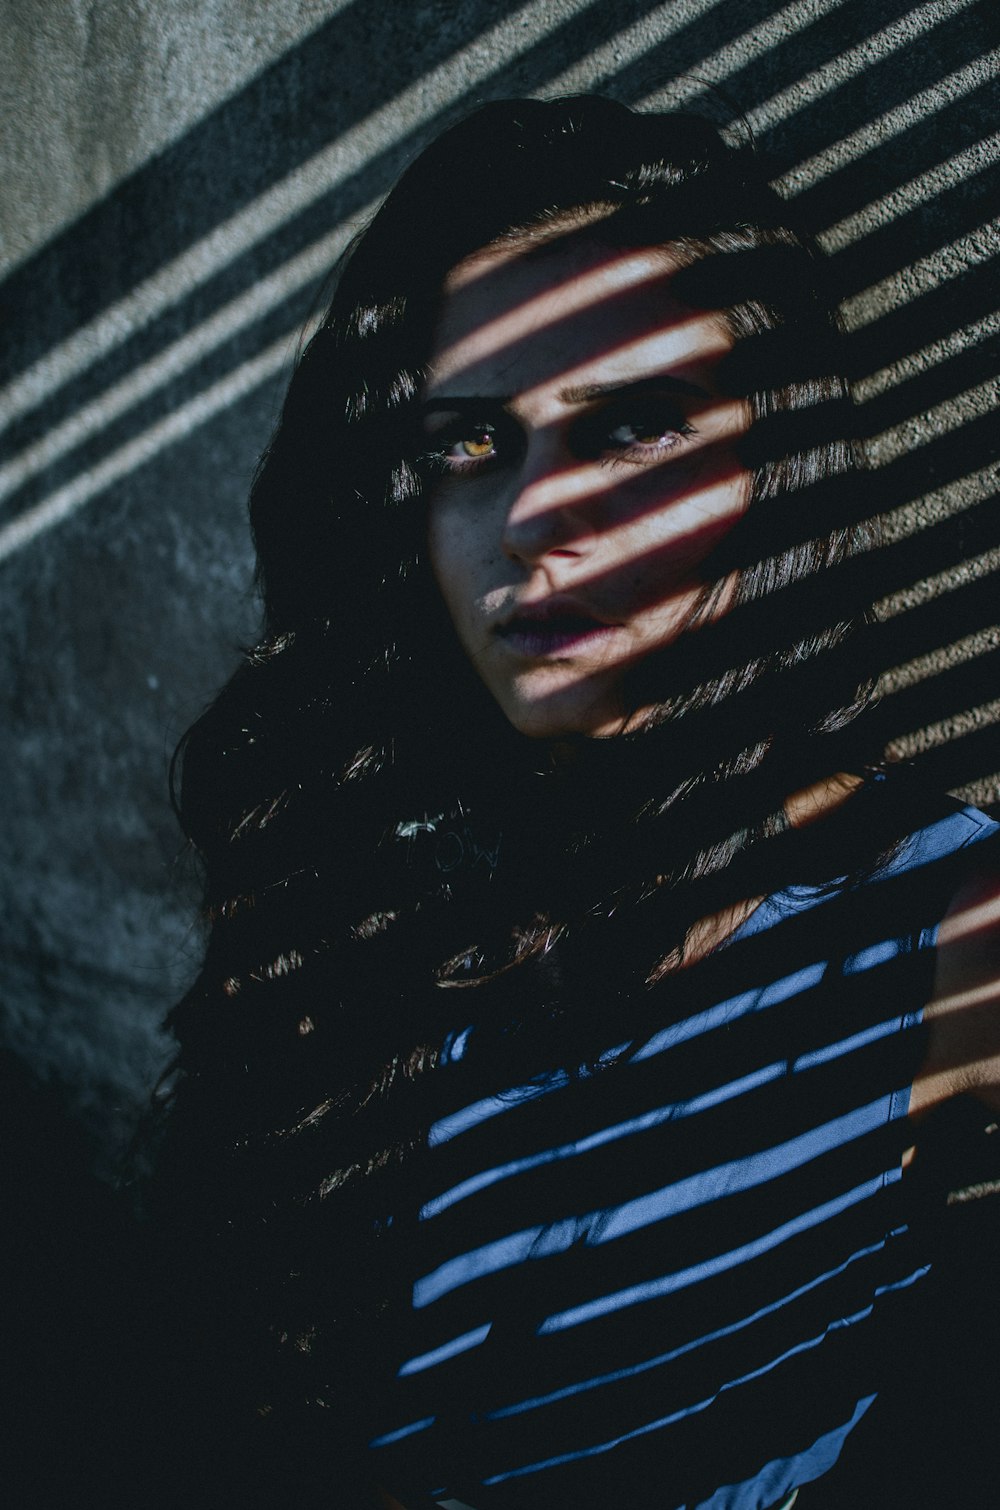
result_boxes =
[559,373,713,404]
[422,372,713,415]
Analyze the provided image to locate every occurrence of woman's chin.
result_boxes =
[495,683,628,740]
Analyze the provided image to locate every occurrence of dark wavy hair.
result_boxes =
[160,96,883,1495]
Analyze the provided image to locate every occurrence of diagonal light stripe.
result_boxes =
[854,314,1000,400]
[0,331,297,564]
[840,216,1000,329]
[543,0,733,95]
[874,534,1000,617]
[864,376,1000,466]
[633,0,847,112]
[880,629,1000,698]
[888,695,1000,759]
[0,0,595,438]
[0,0,362,280]
[780,46,1000,194]
[734,0,983,135]
[0,212,371,507]
[821,128,1000,251]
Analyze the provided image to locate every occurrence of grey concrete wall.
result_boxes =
[1,0,998,1166]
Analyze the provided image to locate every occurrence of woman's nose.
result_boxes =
[500,447,593,565]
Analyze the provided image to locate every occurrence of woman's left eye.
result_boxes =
[608,419,680,447]
[598,403,695,464]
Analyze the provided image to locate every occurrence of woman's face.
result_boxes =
[422,236,751,738]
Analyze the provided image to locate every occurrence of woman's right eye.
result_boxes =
[452,426,497,462]
[422,422,500,475]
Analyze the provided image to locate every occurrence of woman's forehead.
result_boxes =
[424,240,734,402]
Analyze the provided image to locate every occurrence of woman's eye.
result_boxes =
[454,428,497,460]
[601,405,695,464]
[422,422,500,475]
[608,420,675,447]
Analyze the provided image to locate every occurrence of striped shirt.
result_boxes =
[370,800,998,1509]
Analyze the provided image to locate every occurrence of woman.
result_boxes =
[163,98,1000,1509]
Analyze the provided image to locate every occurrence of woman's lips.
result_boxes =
[495,609,617,658]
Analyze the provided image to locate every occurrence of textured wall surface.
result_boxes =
[1,0,998,1166]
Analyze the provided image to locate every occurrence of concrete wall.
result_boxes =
[1,0,998,1165]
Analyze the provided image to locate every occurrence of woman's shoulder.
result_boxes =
[891,794,999,868]
[908,797,1000,1117]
